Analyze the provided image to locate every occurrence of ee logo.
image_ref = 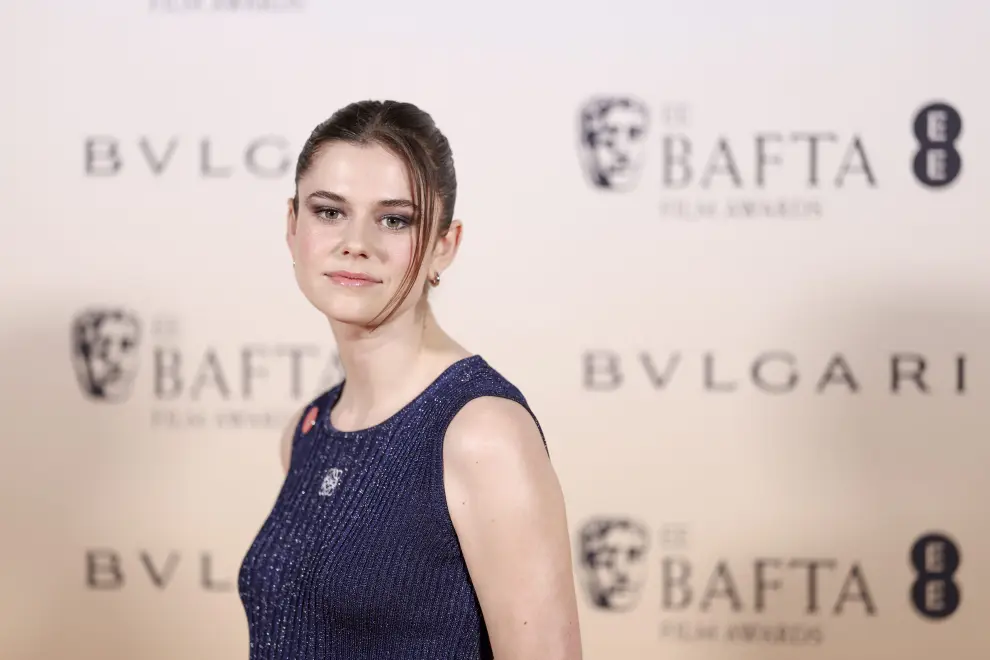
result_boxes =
[910,532,961,620]
[912,102,963,188]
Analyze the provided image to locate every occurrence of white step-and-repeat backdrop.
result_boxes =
[2,1,986,658]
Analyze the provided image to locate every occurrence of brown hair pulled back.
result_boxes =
[292,100,457,329]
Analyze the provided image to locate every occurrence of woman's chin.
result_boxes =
[318,299,388,328]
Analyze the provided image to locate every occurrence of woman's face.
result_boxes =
[287,141,453,327]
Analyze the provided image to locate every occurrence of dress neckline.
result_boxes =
[322,354,483,437]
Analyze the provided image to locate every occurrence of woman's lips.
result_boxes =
[326,271,382,287]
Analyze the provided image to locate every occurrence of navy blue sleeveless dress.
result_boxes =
[237,355,547,659]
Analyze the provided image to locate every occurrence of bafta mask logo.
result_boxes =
[576,517,650,611]
[578,96,650,191]
[70,308,142,402]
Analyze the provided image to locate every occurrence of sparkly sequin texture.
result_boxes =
[237,355,546,659]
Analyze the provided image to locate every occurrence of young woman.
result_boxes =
[237,100,582,659]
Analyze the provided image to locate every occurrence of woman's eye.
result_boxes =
[316,208,342,222]
[381,215,410,230]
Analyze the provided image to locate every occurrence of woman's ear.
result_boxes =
[431,219,464,273]
[285,197,298,259]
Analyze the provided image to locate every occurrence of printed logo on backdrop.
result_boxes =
[577,96,961,220]
[577,520,961,648]
[69,307,341,431]
[148,0,305,13]
[580,349,970,396]
[83,136,294,179]
[85,548,234,592]
[71,309,143,403]
[910,532,962,620]
[578,97,651,191]
[912,102,963,188]
[576,517,651,611]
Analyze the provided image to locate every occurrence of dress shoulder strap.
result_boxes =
[428,356,548,455]
[287,384,340,466]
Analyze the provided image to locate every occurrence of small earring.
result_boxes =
[430,272,441,286]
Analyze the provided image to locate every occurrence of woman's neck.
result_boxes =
[328,303,467,426]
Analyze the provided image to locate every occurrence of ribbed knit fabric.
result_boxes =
[237,355,547,659]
